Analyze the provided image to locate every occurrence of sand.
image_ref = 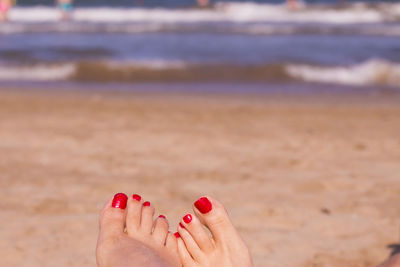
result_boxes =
[0,88,399,267]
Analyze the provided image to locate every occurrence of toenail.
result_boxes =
[174,232,181,238]
[132,194,142,201]
[111,193,128,209]
[183,214,192,223]
[194,197,212,214]
[158,215,166,219]
[179,222,185,228]
[143,201,151,207]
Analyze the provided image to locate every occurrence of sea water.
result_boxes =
[0,1,399,91]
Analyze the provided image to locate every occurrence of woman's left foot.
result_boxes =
[96,193,181,267]
[176,196,253,267]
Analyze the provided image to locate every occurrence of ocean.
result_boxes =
[1,1,400,92]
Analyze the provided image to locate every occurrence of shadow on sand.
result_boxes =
[388,244,400,256]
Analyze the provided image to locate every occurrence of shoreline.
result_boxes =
[1,81,400,96]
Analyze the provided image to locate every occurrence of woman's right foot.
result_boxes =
[96,193,181,267]
[176,196,253,267]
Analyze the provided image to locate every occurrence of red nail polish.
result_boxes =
[143,201,151,207]
[159,215,166,219]
[174,232,181,238]
[179,222,185,228]
[183,214,192,224]
[132,194,142,201]
[194,197,212,214]
[111,193,128,209]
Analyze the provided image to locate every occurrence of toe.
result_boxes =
[177,234,196,267]
[152,215,169,244]
[126,193,143,236]
[180,213,214,253]
[165,231,178,252]
[192,196,237,244]
[99,193,128,240]
[140,201,155,234]
[178,224,204,262]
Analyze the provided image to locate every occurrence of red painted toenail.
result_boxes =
[179,222,185,228]
[183,214,192,223]
[174,232,181,238]
[132,194,141,201]
[112,193,128,209]
[143,201,151,207]
[194,197,212,214]
[158,215,166,219]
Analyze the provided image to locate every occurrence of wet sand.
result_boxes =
[0,88,399,267]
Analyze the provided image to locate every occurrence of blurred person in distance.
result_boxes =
[57,0,73,20]
[287,0,298,10]
[197,0,210,8]
[0,0,13,21]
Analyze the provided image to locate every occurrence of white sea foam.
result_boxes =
[0,60,183,81]
[219,2,385,24]
[0,64,75,81]
[2,3,400,35]
[6,2,400,24]
[286,59,400,87]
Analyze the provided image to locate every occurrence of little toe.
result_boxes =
[192,196,237,244]
[180,213,214,253]
[152,215,169,244]
[125,193,143,236]
[99,193,128,241]
[140,201,155,234]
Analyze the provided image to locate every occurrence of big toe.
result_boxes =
[98,193,128,243]
[192,196,237,244]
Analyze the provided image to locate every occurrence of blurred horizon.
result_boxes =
[13,0,400,8]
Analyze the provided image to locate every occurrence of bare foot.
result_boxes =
[379,254,400,267]
[96,193,181,267]
[176,196,253,267]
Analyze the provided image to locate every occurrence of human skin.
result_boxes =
[96,193,181,267]
[176,196,254,267]
[96,194,254,267]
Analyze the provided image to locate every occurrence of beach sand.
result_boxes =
[0,88,399,267]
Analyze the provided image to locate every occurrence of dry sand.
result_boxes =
[0,88,399,267]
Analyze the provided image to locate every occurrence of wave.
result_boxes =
[2,20,400,36]
[0,64,75,81]
[0,60,399,88]
[5,2,400,25]
[286,59,400,87]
